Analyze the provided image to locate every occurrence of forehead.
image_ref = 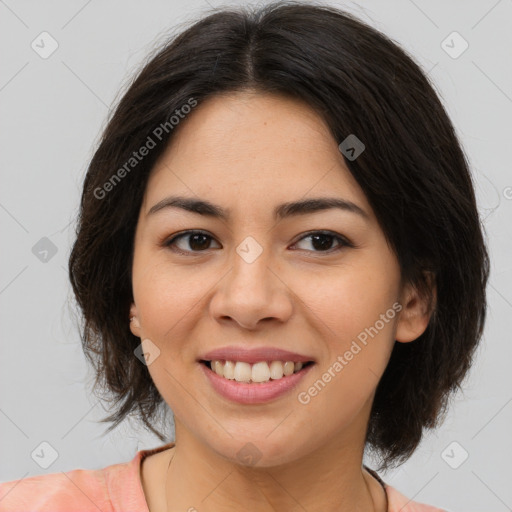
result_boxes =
[142,91,372,220]
[159,90,336,168]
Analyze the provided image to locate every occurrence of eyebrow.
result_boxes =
[147,195,370,222]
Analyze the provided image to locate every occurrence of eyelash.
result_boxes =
[163,230,354,256]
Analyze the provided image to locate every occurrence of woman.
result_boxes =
[0,2,489,511]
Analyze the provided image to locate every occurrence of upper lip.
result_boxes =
[199,346,315,364]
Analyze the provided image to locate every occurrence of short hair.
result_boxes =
[68,0,490,469]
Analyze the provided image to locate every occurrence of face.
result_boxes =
[129,91,428,467]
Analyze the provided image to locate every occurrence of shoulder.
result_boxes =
[365,465,449,512]
[0,467,112,512]
[386,484,450,512]
[0,451,146,512]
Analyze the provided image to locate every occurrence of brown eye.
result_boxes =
[165,231,220,254]
[292,231,352,253]
[164,229,353,256]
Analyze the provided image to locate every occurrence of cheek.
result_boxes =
[132,261,206,413]
[292,264,399,405]
[132,256,205,349]
[294,262,400,345]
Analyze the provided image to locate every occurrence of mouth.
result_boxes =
[197,346,316,403]
[200,359,315,384]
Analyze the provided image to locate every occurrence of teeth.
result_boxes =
[208,360,309,383]
[252,361,271,382]
[223,360,235,380]
[283,361,294,376]
[269,361,284,379]
[212,360,224,376]
[234,362,251,382]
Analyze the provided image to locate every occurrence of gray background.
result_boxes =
[1,1,511,511]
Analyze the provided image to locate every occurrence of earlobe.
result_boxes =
[129,303,141,336]
[395,272,436,344]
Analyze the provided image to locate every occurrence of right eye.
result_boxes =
[164,230,221,255]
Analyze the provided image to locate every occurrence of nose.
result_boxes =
[209,243,294,331]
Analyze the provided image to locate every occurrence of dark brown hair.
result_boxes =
[68,0,490,469]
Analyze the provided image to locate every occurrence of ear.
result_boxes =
[395,271,436,343]
[129,302,141,337]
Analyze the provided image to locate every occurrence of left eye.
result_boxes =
[292,231,351,252]
[164,230,351,255]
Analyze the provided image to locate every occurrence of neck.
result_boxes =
[163,419,386,512]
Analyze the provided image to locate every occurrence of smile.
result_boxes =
[202,359,315,383]
[199,359,316,404]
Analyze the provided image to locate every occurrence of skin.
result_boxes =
[129,90,434,512]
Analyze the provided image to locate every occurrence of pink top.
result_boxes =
[0,442,447,511]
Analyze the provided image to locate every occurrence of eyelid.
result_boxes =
[291,230,353,249]
[163,229,354,255]
[162,230,220,255]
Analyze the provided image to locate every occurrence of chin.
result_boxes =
[203,430,313,468]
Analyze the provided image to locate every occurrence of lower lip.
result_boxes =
[199,362,315,404]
